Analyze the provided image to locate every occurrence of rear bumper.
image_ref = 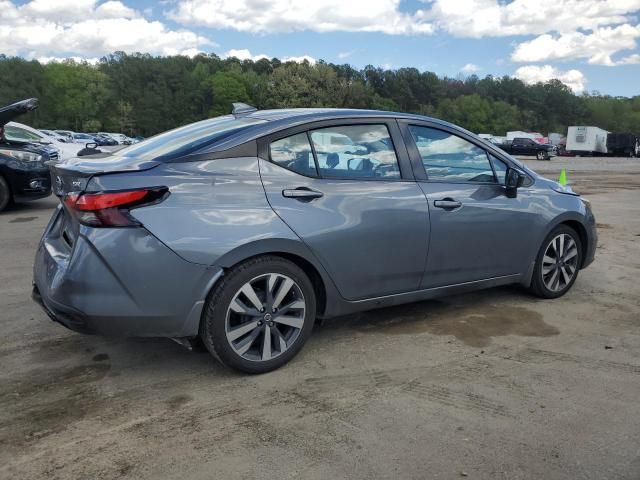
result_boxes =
[32,207,222,337]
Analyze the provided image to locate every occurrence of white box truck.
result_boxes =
[566,126,609,155]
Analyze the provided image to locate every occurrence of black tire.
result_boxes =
[200,255,316,374]
[529,225,583,299]
[0,176,10,213]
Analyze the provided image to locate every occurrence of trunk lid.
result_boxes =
[0,98,38,127]
[49,151,161,247]
[51,149,161,197]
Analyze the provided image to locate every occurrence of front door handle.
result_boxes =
[433,198,462,210]
[282,187,324,200]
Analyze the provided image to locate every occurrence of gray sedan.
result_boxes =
[33,106,597,373]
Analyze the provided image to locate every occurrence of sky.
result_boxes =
[1,0,639,96]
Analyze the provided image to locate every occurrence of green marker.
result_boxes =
[558,169,567,186]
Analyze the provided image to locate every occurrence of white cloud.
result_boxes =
[512,24,640,66]
[338,50,356,60]
[461,63,480,73]
[22,0,136,22]
[514,65,587,92]
[37,55,101,64]
[0,0,213,58]
[222,49,269,62]
[427,0,640,37]
[168,0,433,35]
[222,49,316,65]
[282,55,316,65]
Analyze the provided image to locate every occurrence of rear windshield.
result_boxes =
[115,115,266,161]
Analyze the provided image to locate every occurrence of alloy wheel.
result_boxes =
[541,233,579,292]
[225,273,306,362]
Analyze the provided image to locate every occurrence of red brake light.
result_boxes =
[75,190,148,211]
[64,187,168,227]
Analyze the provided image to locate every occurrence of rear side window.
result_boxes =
[270,133,317,176]
[309,125,400,179]
[408,125,495,183]
[114,116,266,161]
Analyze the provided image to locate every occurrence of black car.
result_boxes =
[497,137,558,160]
[0,99,53,212]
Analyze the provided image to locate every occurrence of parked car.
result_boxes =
[496,137,558,160]
[0,99,52,212]
[70,132,97,144]
[606,133,638,157]
[98,132,133,145]
[566,126,609,155]
[40,129,70,143]
[6,121,80,160]
[86,133,118,146]
[33,106,597,373]
[54,130,75,143]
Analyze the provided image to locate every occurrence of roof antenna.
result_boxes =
[232,102,257,116]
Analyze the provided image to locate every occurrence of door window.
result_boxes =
[490,154,508,184]
[409,126,495,183]
[269,132,317,177]
[309,125,400,179]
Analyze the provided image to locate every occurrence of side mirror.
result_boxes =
[505,168,524,198]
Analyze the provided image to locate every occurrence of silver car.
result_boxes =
[33,106,597,373]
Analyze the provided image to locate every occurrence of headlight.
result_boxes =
[0,149,44,162]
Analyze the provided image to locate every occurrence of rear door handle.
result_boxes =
[282,187,324,200]
[433,198,462,210]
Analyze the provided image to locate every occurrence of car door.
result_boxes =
[259,119,430,301]
[525,139,537,155]
[399,121,540,288]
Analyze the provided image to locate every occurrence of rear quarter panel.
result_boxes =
[87,157,308,266]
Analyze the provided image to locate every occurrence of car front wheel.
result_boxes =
[529,225,582,298]
[536,151,549,160]
[200,255,316,374]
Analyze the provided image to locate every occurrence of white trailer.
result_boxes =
[566,126,609,155]
[506,131,542,141]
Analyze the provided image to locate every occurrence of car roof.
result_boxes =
[205,108,463,153]
[244,107,444,124]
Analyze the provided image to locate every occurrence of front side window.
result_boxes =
[490,154,508,184]
[409,126,495,183]
[270,133,317,176]
[309,124,400,179]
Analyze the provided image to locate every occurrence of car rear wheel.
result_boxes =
[200,255,316,374]
[0,176,11,212]
[529,225,582,299]
[536,151,548,160]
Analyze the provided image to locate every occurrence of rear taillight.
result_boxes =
[64,187,168,227]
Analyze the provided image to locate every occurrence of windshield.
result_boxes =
[4,125,45,143]
[114,115,266,161]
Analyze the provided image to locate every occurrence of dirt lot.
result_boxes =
[1,156,639,480]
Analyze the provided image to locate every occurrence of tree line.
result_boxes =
[1,52,638,137]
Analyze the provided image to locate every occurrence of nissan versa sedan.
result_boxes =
[33,105,597,373]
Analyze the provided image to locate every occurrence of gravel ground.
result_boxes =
[1,156,639,480]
